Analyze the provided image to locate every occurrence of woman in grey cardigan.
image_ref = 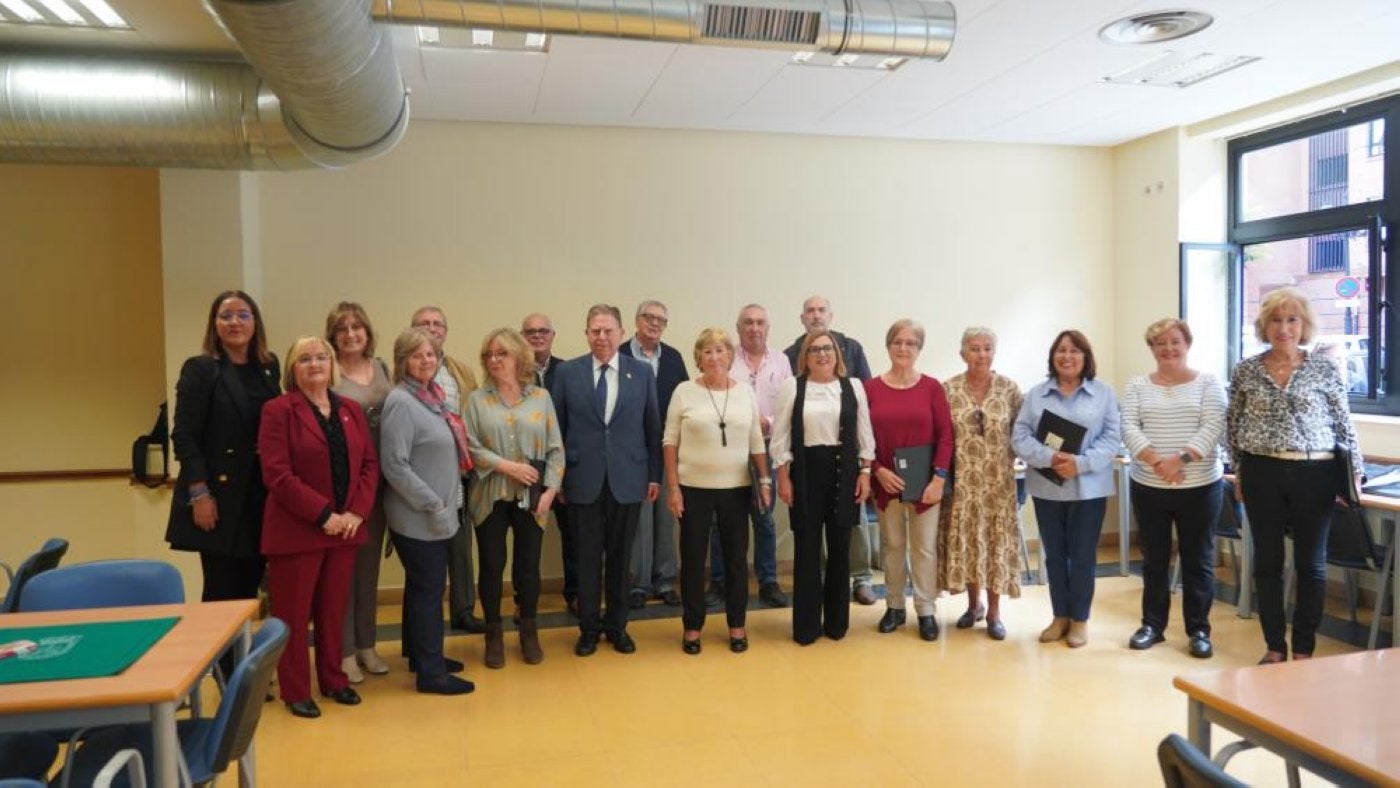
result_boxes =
[380,327,475,696]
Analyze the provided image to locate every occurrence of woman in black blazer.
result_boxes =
[167,290,281,606]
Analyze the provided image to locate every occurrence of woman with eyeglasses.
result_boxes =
[940,327,1023,641]
[167,290,280,619]
[1012,329,1121,649]
[464,328,563,669]
[260,336,379,718]
[324,301,394,683]
[772,330,875,645]
[865,319,954,642]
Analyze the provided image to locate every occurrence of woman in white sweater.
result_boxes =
[665,327,770,655]
[1120,318,1226,659]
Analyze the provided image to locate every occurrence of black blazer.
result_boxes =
[619,340,688,419]
[536,355,565,391]
[166,354,281,557]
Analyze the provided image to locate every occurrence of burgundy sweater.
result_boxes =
[864,375,954,513]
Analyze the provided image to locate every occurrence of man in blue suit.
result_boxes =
[551,304,662,656]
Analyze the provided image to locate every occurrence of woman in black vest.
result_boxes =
[772,330,875,645]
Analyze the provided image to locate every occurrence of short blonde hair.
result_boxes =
[960,327,997,352]
[885,319,925,349]
[692,327,736,368]
[1254,287,1317,345]
[392,327,438,384]
[478,328,534,387]
[282,336,337,391]
[1144,318,1193,347]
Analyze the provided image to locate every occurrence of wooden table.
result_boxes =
[1174,649,1400,786]
[0,600,258,787]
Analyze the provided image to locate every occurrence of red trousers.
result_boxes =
[266,546,357,702]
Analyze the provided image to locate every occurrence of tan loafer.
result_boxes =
[340,654,365,684]
[1066,621,1088,648]
[1039,617,1070,643]
[357,648,390,675]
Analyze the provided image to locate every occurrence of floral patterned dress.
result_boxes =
[939,372,1023,597]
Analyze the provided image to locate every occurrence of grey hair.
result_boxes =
[960,326,998,352]
[635,299,668,318]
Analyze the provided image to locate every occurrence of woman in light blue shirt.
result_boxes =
[1012,330,1121,649]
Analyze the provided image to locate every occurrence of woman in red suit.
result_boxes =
[259,336,379,719]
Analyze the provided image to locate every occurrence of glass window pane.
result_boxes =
[1238,120,1385,222]
[1181,246,1235,384]
[1241,229,1372,395]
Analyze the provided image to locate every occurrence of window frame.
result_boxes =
[1226,94,1399,415]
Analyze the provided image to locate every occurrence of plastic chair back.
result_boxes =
[1214,481,1243,540]
[0,538,69,613]
[193,617,288,780]
[16,560,183,612]
[1157,734,1247,788]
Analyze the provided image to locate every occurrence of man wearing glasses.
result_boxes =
[410,306,486,634]
[782,296,880,607]
[521,312,576,616]
[619,299,689,611]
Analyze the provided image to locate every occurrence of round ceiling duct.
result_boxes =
[1098,10,1214,45]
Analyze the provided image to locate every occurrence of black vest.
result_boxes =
[788,375,860,531]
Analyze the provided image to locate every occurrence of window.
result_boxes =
[1220,94,1399,413]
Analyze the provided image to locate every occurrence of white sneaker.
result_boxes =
[341,655,365,684]
[357,647,390,675]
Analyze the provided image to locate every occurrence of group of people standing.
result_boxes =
[165,285,1360,720]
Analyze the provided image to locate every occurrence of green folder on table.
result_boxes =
[0,617,179,684]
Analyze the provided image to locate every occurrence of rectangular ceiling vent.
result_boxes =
[1101,51,1260,88]
[701,4,821,45]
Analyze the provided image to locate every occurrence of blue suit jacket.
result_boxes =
[551,353,662,505]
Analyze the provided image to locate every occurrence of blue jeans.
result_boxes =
[1032,497,1107,621]
[710,466,778,586]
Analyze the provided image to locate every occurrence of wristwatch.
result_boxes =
[933,468,950,479]
[1178,452,1193,465]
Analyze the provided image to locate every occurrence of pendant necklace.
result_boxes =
[705,382,731,447]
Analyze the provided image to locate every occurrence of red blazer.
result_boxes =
[258,391,379,555]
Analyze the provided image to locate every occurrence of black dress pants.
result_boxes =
[1131,480,1222,635]
[477,500,544,623]
[570,480,640,637]
[199,551,265,678]
[792,446,850,644]
[392,531,452,679]
[679,486,750,631]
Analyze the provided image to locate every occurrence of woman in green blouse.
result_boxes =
[465,328,564,669]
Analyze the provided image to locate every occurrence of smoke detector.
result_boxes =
[1099,10,1213,45]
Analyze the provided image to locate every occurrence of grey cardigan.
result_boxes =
[380,384,462,541]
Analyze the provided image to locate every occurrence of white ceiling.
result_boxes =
[2,0,1398,147]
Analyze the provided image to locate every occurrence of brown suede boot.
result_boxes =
[484,623,505,669]
[519,618,543,665]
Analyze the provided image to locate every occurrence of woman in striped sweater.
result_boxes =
[1120,318,1226,659]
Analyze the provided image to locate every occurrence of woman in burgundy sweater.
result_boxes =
[865,319,954,641]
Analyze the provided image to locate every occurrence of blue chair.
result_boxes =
[55,618,289,788]
[1157,734,1247,788]
[1,538,69,613]
[16,560,183,612]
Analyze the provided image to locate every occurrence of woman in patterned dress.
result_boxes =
[941,327,1022,640]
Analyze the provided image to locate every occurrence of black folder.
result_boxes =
[1034,410,1086,486]
[526,459,548,511]
[893,445,933,502]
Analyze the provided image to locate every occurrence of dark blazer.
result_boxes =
[784,330,873,381]
[619,340,688,419]
[536,355,565,391]
[258,392,379,555]
[166,354,281,557]
[551,353,662,506]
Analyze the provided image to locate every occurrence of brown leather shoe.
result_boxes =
[519,618,543,665]
[1039,617,1070,643]
[1066,620,1088,648]
[484,623,505,669]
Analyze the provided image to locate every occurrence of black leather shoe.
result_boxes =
[877,608,906,633]
[286,699,321,718]
[629,590,647,610]
[658,589,682,607]
[408,656,465,674]
[575,632,599,657]
[704,582,725,609]
[987,619,1007,641]
[606,630,637,654]
[759,582,790,608]
[918,615,940,641]
[416,674,475,695]
[1188,631,1213,659]
[324,687,361,706]
[1129,625,1166,650]
[452,612,487,634]
[729,635,748,653]
[682,637,702,655]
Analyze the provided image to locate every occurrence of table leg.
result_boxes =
[1186,698,1211,756]
[151,701,179,788]
[1237,508,1253,618]
[1119,462,1131,576]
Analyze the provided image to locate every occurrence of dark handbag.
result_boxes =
[1333,444,1361,506]
[131,402,169,488]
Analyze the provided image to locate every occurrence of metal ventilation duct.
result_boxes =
[0,0,408,170]
[371,0,957,60]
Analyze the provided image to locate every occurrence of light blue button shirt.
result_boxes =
[1012,378,1122,501]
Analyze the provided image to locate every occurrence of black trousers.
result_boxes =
[1131,480,1222,635]
[555,499,578,602]
[477,500,544,623]
[1238,454,1335,656]
[679,486,750,631]
[392,531,452,679]
[792,446,850,644]
[570,481,640,637]
[199,552,265,677]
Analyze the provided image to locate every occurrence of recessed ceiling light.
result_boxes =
[1102,50,1259,88]
[789,51,906,72]
[1099,10,1213,45]
[415,26,550,53]
[471,29,493,47]
[0,0,128,28]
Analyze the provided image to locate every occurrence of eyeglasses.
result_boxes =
[973,409,985,437]
[413,319,446,330]
[483,351,511,361]
[889,340,921,349]
[217,310,254,323]
[521,328,554,338]
[807,345,836,356]
[639,313,669,326]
